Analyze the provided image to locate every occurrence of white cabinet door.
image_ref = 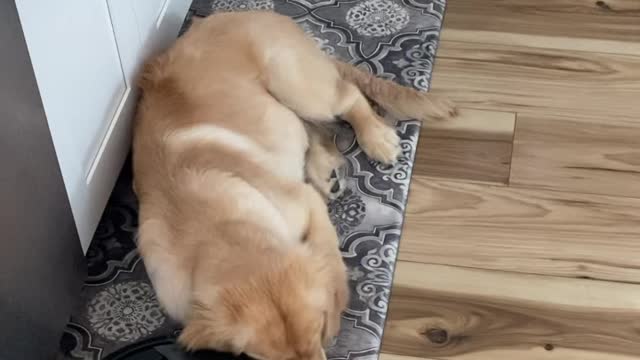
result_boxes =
[16,0,191,252]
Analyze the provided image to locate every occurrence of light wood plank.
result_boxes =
[415,109,514,183]
[429,41,640,121]
[510,112,640,197]
[381,354,438,360]
[423,108,515,142]
[381,343,639,360]
[405,177,640,233]
[380,353,437,360]
[381,262,640,358]
[398,177,640,283]
[442,29,640,57]
[442,0,640,54]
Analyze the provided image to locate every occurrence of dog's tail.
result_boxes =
[333,60,457,121]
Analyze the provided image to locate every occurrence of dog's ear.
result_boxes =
[178,310,253,355]
[178,318,213,351]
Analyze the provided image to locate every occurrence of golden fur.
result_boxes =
[132,11,455,360]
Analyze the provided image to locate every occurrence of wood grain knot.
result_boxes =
[544,344,555,351]
[424,328,449,344]
[595,1,612,10]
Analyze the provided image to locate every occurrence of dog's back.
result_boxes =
[133,11,319,320]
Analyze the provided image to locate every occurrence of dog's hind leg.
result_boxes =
[264,50,402,164]
[304,123,345,200]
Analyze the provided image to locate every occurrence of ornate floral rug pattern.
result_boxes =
[58,0,446,359]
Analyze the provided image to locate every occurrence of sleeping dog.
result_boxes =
[133,11,455,360]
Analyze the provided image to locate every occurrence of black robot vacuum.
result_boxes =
[103,336,248,360]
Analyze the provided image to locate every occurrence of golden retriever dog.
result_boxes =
[132,11,455,360]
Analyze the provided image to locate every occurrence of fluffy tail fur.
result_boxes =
[333,59,457,121]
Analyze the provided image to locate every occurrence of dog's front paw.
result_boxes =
[358,123,401,165]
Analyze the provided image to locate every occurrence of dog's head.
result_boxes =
[178,250,348,360]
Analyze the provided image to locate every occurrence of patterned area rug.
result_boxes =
[58,0,446,359]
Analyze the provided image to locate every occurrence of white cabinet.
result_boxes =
[16,0,191,252]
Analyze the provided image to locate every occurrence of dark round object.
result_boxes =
[103,337,247,360]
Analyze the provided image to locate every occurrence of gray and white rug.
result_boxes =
[58,0,446,359]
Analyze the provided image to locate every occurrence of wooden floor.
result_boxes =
[380,1,640,359]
